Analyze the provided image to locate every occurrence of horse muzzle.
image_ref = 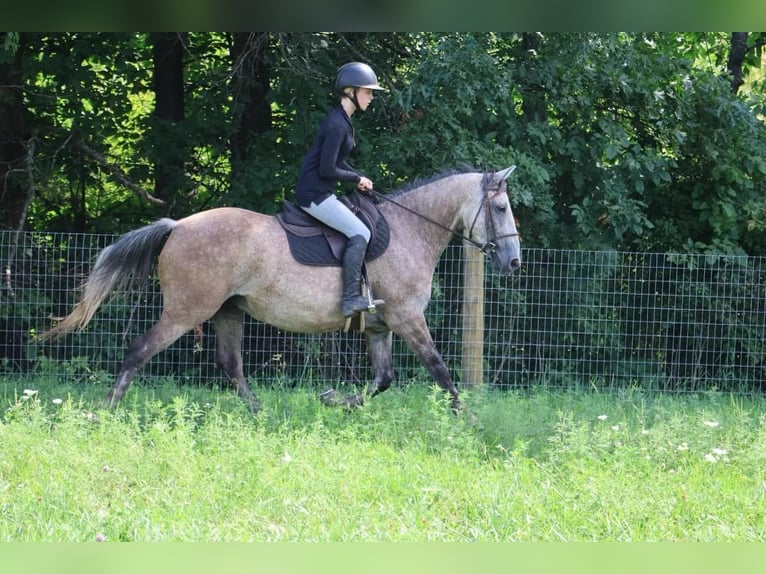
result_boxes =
[490,242,522,275]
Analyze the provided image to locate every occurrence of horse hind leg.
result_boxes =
[211,298,260,414]
[104,312,191,408]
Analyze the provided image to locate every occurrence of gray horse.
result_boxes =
[40,167,521,414]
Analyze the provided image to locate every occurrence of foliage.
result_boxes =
[510,33,766,254]
[3,32,765,255]
[0,33,19,63]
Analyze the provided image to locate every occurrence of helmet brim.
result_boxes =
[356,83,386,91]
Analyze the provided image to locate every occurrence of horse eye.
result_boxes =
[495,205,507,213]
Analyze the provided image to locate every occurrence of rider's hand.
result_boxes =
[357,176,373,192]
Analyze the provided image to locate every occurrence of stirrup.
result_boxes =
[366,298,385,314]
[341,299,386,332]
[342,299,368,333]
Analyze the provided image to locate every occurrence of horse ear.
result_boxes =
[495,165,517,181]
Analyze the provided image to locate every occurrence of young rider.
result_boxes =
[295,62,385,317]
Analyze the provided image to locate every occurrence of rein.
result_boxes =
[368,173,520,256]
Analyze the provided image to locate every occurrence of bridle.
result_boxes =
[467,172,522,255]
[369,171,521,256]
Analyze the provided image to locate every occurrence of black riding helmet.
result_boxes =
[335,62,385,110]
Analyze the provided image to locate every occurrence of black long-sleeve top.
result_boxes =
[295,105,362,207]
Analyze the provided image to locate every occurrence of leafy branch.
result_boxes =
[77,140,166,207]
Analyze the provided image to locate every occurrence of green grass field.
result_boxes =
[1,374,765,541]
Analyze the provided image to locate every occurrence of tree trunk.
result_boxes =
[151,32,186,211]
[229,33,271,165]
[0,35,28,231]
[727,32,748,94]
[521,32,547,123]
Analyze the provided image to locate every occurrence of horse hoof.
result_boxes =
[319,389,364,408]
[319,388,342,407]
[82,410,101,424]
[452,401,479,425]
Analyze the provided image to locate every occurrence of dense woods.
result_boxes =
[1,32,765,255]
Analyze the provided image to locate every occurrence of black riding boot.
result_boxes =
[341,235,374,317]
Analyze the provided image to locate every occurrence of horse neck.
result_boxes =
[386,173,480,260]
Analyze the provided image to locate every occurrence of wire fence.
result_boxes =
[2,229,765,394]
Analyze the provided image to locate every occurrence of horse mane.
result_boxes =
[388,165,482,198]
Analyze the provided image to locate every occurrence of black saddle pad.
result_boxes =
[276,193,390,266]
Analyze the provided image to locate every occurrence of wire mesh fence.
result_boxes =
[2,229,765,394]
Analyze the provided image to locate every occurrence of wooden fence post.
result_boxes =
[461,243,485,388]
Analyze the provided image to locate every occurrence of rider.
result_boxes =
[295,62,386,317]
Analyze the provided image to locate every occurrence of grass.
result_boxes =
[1,373,765,541]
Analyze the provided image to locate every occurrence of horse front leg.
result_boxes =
[320,329,395,408]
[393,315,461,413]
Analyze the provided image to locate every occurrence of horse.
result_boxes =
[39,166,521,414]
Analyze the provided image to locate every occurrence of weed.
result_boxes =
[1,375,765,541]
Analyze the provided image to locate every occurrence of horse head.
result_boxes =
[465,165,521,275]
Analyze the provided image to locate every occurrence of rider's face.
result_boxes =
[356,88,374,111]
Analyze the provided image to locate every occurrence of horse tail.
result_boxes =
[38,218,178,341]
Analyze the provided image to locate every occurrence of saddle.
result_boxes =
[276,192,390,266]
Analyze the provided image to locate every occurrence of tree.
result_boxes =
[727,32,766,94]
[0,33,30,232]
[229,33,271,165]
[1,32,764,255]
[225,33,276,212]
[151,32,186,212]
[728,32,750,93]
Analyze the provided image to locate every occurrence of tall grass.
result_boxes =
[1,374,765,541]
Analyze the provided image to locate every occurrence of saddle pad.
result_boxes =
[284,213,390,266]
[278,193,391,266]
